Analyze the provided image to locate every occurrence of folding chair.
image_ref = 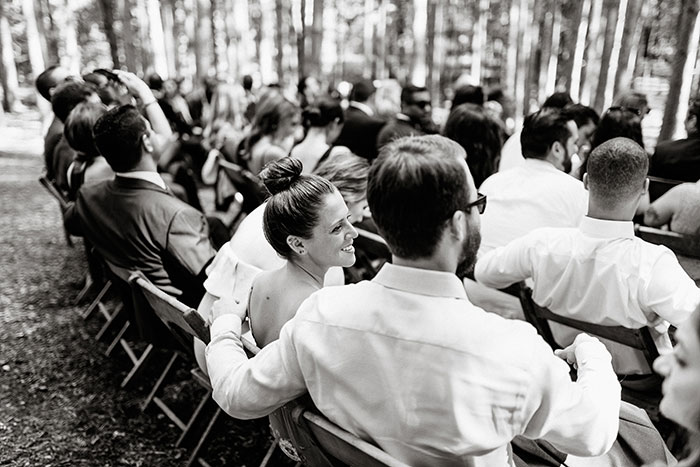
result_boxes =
[647,175,683,203]
[129,272,279,467]
[38,175,73,247]
[518,285,662,416]
[635,225,700,258]
[217,157,269,227]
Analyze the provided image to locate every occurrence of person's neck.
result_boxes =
[392,255,456,274]
[125,156,158,173]
[287,258,325,288]
[586,199,638,222]
[301,128,328,145]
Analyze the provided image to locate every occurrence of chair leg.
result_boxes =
[186,407,222,467]
[81,280,112,320]
[95,303,124,342]
[105,321,130,357]
[121,344,156,388]
[141,352,179,412]
[259,439,278,467]
[177,390,213,447]
[73,273,93,305]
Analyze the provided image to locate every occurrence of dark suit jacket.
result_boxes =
[376,117,426,151]
[52,135,77,193]
[650,135,700,182]
[43,117,63,180]
[333,106,385,161]
[64,176,215,308]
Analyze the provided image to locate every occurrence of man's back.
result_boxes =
[210,263,620,466]
[64,176,214,306]
[650,136,700,182]
[475,218,700,373]
[333,106,385,160]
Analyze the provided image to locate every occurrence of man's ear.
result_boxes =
[642,177,649,194]
[286,235,306,255]
[141,133,154,154]
[582,173,589,191]
[450,210,466,241]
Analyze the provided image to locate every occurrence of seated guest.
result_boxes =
[476,138,700,375]
[650,98,700,182]
[333,79,385,161]
[50,81,101,191]
[297,76,321,110]
[644,179,700,235]
[290,98,349,174]
[376,85,438,150]
[443,103,504,187]
[63,102,113,199]
[249,157,358,347]
[466,108,587,319]
[35,65,72,178]
[239,92,302,175]
[206,135,621,466]
[653,307,700,466]
[63,104,216,311]
[194,152,370,370]
[562,104,600,175]
[451,84,485,109]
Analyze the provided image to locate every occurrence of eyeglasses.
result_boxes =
[411,100,431,109]
[465,192,487,214]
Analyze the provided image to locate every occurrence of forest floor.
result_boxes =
[0,106,294,466]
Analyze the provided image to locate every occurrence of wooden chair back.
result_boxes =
[648,175,683,202]
[217,158,269,215]
[129,271,210,346]
[635,225,700,259]
[518,285,660,368]
[39,175,69,210]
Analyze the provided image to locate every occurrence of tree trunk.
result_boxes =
[411,0,428,86]
[363,0,375,78]
[259,0,275,83]
[514,0,531,124]
[135,0,153,75]
[120,0,138,72]
[471,0,489,83]
[594,0,627,112]
[569,0,591,100]
[0,0,18,111]
[538,0,557,102]
[59,0,81,74]
[658,0,700,143]
[505,0,520,98]
[375,0,388,79]
[21,0,46,82]
[161,0,178,76]
[296,0,306,79]
[275,0,284,80]
[546,1,561,96]
[426,0,437,97]
[308,0,323,76]
[31,0,51,66]
[194,0,212,80]
[579,0,603,105]
[613,0,644,98]
[96,0,121,68]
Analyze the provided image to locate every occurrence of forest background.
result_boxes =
[1,0,700,146]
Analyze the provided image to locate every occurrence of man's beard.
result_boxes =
[562,147,573,174]
[456,228,481,279]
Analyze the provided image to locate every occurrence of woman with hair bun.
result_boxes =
[247,157,358,346]
[290,97,349,173]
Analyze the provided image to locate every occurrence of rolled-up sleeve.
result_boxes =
[205,314,307,419]
[475,235,535,289]
[521,336,621,457]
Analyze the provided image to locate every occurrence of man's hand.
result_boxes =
[209,260,261,324]
[554,333,610,368]
[114,70,155,104]
[211,295,247,323]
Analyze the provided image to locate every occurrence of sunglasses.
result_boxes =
[411,100,431,109]
[465,192,487,214]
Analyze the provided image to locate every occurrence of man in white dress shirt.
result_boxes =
[206,135,620,466]
[466,108,588,318]
[475,137,700,375]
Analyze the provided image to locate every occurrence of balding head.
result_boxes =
[585,137,648,209]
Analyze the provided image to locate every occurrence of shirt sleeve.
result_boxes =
[474,234,536,289]
[166,207,216,277]
[642,249,700,327]
[62,201,83,236]
[205,314,307,419]
[521,335,621,456]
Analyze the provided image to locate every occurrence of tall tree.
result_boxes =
[513,0,531,123]
[275,0,284,80]
[259,0,275,82]
[545,1,561,97]
[194,0,212,80]
[363,0,375,77]
[97,0,120,67]
[659,0,700,142]
[594,0,627,112]
[308,0,323,76]
[411,0,428,86]
[58,0,81,74]
[505,0,520,98]
[375,0,388,79]
[613,0,645,97]
[0,0,18,111]
[426,0,437,98]
[471,0,489,83]
[161,0,178,76]
[569,0,592,100]
[121,0,139,72]
[21,0,46,82]
[579,0,603,105]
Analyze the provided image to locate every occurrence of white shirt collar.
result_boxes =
[373,263,468,300]
[579,216,635,239]
[396,113,412,122]
[522,157,560,172]
[115,171,167,190]
[349,101,374,117]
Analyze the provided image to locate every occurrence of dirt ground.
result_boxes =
[0,109,293,467]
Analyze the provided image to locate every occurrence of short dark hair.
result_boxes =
[35,66,66,102]
[590,107,644,151]
[349,80,375,102]
[313,151,369,205]
[93,105,148,172]
[542,92,574,109]
[401,85,428,105]
[64,102,107,159]
[521,109,573,160]
[586,137,648,206]
[444,103,503,187]
[51,81,97,122]
[562,104,600,128]
[260,157,337,259]
[613,91,648,115]
[452,85,485,108]
[368,135,470,259]
[242,75,253,91]
[302,97,344,128]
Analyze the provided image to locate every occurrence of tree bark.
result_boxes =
[161,0,178,76]
[375,0,388,79]
[275,0,284,80]
[613,0,645,98]
[296,0,306,79]
[579,0,603,105]
[59,0,81,75]
[426,0,437,97]
[21,0,46,82]
[0,0,18,111]
[411,0,428,86]
[96,0,121,68]
[194,0,212,80]
[594,0,627,112]
[31,0,51,66]
[569,0,591,100]
[120,0,138,72]
[658,0,700,142]
[505,0,520,98]
[514,0,531,124]
[259,0,275,83]
[363,0,375,77]
[471,0,489,83]
[308,0,323,76]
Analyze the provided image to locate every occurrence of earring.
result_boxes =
[298,249,305,255]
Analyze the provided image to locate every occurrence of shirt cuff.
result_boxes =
[210,314,243,338]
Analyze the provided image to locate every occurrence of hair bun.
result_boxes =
[260,157,304,195]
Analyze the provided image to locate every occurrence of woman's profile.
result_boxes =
[248,157,358,347]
